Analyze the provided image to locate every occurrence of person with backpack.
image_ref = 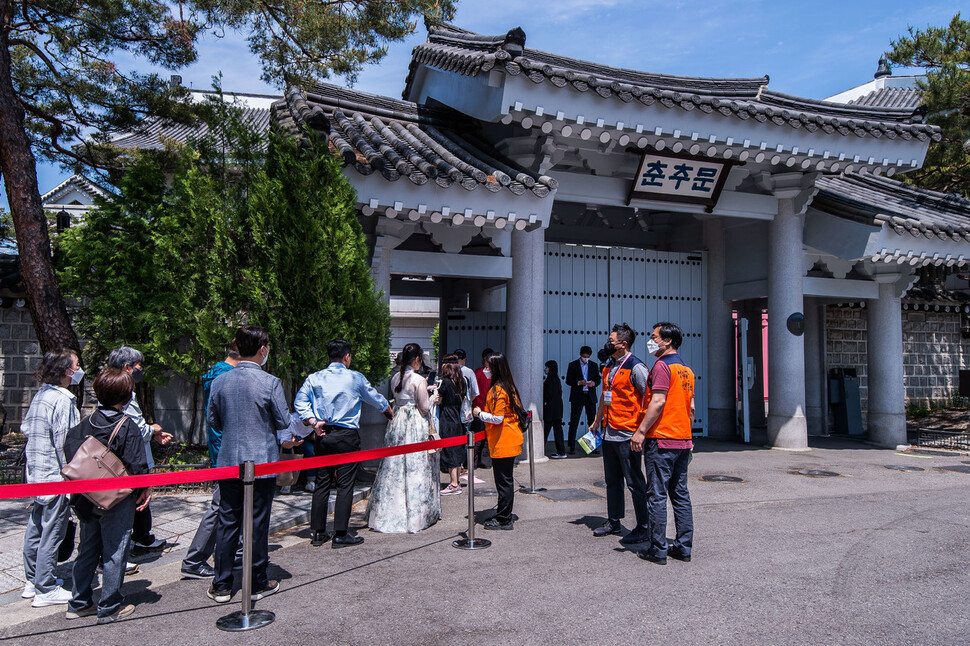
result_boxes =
[63,368,151,624]
[20,349,82,607]
[473,352,526,531]
[436,354,468,496]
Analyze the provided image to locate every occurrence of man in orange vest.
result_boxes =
[631,322,695,565]
[588,323,650,544]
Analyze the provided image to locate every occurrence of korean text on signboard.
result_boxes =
[630,153,730,210]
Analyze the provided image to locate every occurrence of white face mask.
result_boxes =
[260,347,269,366]
[483,368,491,379]
[646,339,661,355]
[580,357,588,365]
[69,367,84,385]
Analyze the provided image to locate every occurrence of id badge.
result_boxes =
[603,391,613,406]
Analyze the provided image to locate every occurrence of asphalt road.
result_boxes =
[3,437,969,645]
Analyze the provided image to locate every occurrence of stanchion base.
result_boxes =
[519,487,547,494]
[216,609,276,632]
[452,537,492,550]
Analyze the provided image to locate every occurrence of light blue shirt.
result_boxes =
[294,362,389,430]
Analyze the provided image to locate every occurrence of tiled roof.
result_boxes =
[273,83,557,198]
[40,174,109,204]
[846,87,921,110]
[405,24,940,143]
[109,106,272,151]
[815,173,970,241]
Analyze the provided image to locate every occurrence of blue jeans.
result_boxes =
[644,440,693,558]
[70,495,136,617]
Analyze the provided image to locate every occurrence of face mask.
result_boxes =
[260,347,269,366]
[132,367,144,383]
[544,368,549,376]
[646,339,661,355]
[603,340,617,356]
[580,357,588,365]
[483,368,492,380]
[69,367,84,385]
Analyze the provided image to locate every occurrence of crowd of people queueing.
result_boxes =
[17,319,695,624]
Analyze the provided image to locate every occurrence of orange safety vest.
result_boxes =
[600,354,647,433]
[644,354,695,440]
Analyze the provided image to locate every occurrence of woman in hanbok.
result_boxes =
[367,343,440,533]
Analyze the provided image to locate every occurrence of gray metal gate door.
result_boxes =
[447,242,707,435]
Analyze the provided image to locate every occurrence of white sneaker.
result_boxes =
[22,578,63,599]
[31,586,73,607]
[459,474,486,485]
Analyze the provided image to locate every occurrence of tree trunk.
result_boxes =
[0,1,80,355]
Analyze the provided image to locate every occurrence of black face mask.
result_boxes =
[132,367,145,384]
[603,340,616,355]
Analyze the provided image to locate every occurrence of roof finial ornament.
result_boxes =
[502,27,526,58]
[875,53,892,79]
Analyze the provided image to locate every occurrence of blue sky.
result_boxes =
[14,0,963,207]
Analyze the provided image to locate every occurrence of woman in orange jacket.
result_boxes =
[472,352,525,530]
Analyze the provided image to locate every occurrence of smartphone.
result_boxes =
[427,371,437,385]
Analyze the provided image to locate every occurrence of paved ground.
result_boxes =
[2,437,970,644]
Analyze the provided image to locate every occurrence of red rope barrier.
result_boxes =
[0,431,486,500]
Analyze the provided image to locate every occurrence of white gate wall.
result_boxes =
[446,242,707,435]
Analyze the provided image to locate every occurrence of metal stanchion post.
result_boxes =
[453,428,491,550]
[217,461,275,631]
[520,413,546,494]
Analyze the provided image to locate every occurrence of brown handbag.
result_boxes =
[60,417,133,511]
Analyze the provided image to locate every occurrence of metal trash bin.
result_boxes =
[828,368,862,435]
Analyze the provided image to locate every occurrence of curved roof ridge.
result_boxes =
[759,89,922,123]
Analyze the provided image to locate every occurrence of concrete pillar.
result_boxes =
[804,299,826,436]
[506,227,546,462]
[371,242,391,306]
[361,237,394,455]
[704,219,736,438]
[766,196,809,450]
[437,279,452,363]
[867,279,906,447]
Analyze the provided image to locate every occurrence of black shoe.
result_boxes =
[331,533,364,548]
[637,552,667,565]
[207,586,232,603]
[252,580,280,601]
[568,448,576,455]
[620,528,650,545]
[483,518,514,531]
[311,531,331,547]
[592,520,623,537]
[668,549,691,562]
[180,562,215,579]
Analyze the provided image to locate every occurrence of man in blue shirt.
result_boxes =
[295,339,391,548]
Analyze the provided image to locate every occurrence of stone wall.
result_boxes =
[1,304,44,435]
[825,304,970,413]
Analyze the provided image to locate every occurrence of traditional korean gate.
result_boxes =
[447,242,707,435]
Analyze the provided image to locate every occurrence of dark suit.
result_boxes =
[565,358,600,452]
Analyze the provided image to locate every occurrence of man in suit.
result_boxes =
[565,346,601,455]
[205,325,290,604]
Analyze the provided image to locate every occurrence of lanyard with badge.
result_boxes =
[603,353,631,407]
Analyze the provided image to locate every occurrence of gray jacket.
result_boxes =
[206,362,290,478]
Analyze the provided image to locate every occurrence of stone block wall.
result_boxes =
[825,304,970,413]
[0,305,45,434]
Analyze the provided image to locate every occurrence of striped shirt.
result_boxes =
[21,385,80,483]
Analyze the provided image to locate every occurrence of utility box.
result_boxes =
[829,368,863,436]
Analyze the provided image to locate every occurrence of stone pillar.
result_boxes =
[506,227,546,462]
[704,219,736,438]
[803,299,826,436]
[371,242,391,306]
[766,195,808,450]
[867,279,906,447]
